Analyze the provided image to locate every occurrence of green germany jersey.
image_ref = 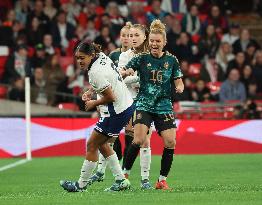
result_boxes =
[109,48,121,67]
[125,51,183,114]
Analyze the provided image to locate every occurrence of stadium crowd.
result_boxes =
[0,0,261,119]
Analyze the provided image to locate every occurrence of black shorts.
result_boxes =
[133,110,177,135]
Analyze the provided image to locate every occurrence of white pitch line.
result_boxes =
[0,159,30,172]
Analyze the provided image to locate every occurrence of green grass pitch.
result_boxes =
[0,154,261,205]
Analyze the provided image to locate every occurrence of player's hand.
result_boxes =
[125,68,135,76]
[175,84,184,93]
[85,100,97,111]
[82,89,93,101]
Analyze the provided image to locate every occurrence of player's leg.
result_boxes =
[88,139,115,184]
[140,128,152,189]
[60,129,109,192]
[113,136,122,160]
[123,110,151,180]
[154,114,176,190]
[122,119,134,170]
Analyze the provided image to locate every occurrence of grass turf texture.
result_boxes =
[0,154,261,205]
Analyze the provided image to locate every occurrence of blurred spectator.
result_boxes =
[215,42,235,74]
[175,32,199,62]
[180,59,190,77]
[51,10,75,55]
[244,99,260,119]
[240,65,254,92]
[181,4,201,35]
[31,67,48,105]
[43,0,57,21]
[221,23,240,45]
[232,29,260,54]
[253,50,262,92]
[191,79,210,102]
[66,60,84,92]
[227,51,247,74]
[26,16,46,46]
[43,33,57,55]
[15,0,31,26]
[247,81,261,100]
[198,24,220,59]
[61,0,81,26]
[84,20,99,42]
[161,0,187,14]
[193,0,210,15]
[245,42,257,65]
[3,44,31,84]
[2,9,16,27]
[31,43,47,69]
[43,54,65,105]
[219,68,246,102]
[106,1,126,37]
[200,53,225,83]
[166,18,182,54]
[0,20,26,47]
[8,77,25,102]
[204,5,228,34]
[146,0,169,24]
[95,26,115,53]
[26,0,50,34]
[127,1,147,25]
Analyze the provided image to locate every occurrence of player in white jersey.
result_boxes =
[60,41,135,192]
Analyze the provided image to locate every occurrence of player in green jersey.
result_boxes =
[123,19,184,190]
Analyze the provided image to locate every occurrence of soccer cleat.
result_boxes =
[87,172,105,185]
[140,179,153,190]
[155,180,171,190]
[60,180,87,192]
[104,178,131,192]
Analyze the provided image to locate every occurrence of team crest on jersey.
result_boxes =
[136,113,142,120]
[164,62,169,69]
[147,63,151,67]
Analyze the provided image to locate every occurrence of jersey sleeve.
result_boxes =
[172,55,183,79]
[125,54,142,72]
[90,71,111,93]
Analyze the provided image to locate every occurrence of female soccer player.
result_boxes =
[88,23,153,190]
[87,22,133,183]
[124,19,184,190]
[60,41,135,192]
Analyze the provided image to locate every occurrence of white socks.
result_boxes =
[159,175,167,181]
[97,152,107,174]
[107,152,125,181]
[96,143,114,174]
[140,147,151,180]
[78,159,97,188]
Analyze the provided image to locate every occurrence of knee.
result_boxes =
[86,141,98,153]
[164,138,176,149]
[133,136,145,146]
[141,137,150,148]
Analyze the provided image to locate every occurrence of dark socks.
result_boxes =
[160,148,174,177]
[123,142,140,170]
[122,134,133,169]
[113,137,122,161]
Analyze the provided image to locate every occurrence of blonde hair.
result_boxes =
[131,24,149,53]
[149,19,166,40]
[121,21,132,30]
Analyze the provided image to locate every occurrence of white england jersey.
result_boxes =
[88,52,133,117]
[118,49,139,99]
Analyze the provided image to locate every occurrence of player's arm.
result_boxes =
[121,54,142,77]
[174,78,184,93]
[172,56,184,93]
[85,86,116,111]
